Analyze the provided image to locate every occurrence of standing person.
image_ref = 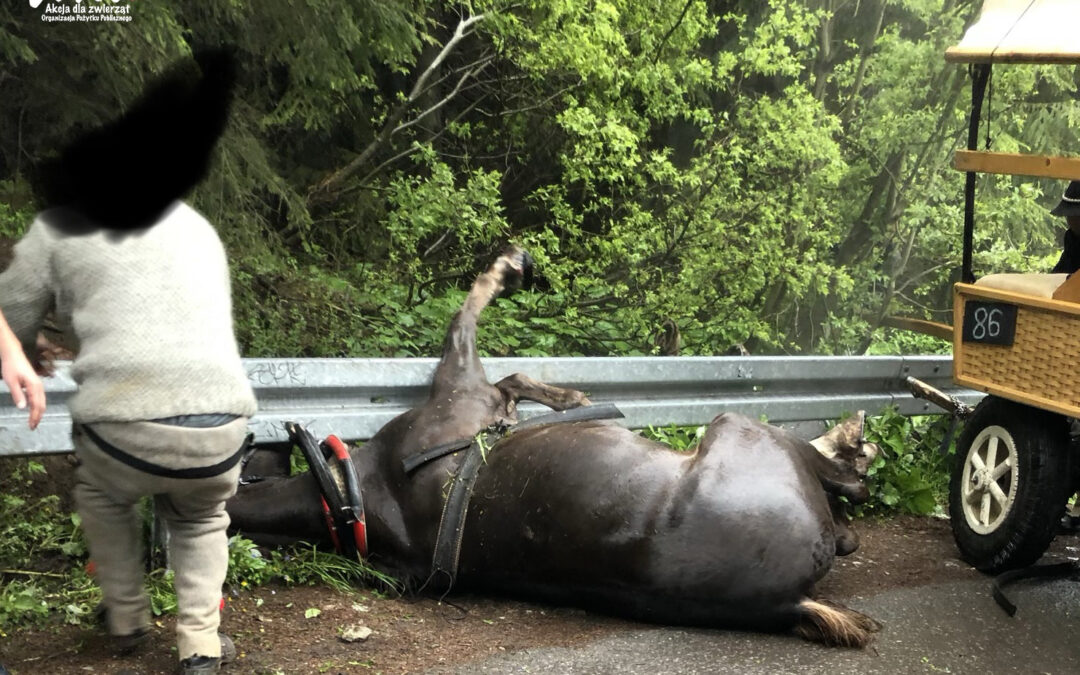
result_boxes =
[0,309,45,430]
[1051,180,1080,274]
[0,51,256,674]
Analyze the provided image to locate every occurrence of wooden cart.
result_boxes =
[937,0,1080,572]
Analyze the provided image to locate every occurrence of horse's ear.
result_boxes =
[811,411,865,459]
[838,411,866,453]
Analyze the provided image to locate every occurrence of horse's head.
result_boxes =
[809,411,879,556]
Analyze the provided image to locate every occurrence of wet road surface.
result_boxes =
[430,577,1080,674]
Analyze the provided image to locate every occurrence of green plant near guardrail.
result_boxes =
[0,461,94,634]
[641,423,707,450]
[859,407,957,516]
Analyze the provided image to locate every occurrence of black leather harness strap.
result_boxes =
[428,431,491,591]
[512,402,624,430]
[421,403,625,592]
[402,437,474,474]
[402,403,626,475]
[992,561,1080,616]
[78,423,251,480]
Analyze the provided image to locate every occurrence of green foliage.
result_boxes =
[145,535,399,619]
[0,581,51,632]
[227,535,273,587]
[866,328,951,356]
[1,3,1078,358]
[147,568,178,617]
[0,463,98,632]
[861,407,956,516]
[268,544,400,594]
[641,423,706,451]
[0,181,34,238]
[9,1,1074,357]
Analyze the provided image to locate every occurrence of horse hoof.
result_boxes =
[519,249,534,290]
[501,246,533,291]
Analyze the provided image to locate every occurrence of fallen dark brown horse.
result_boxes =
[227,248,881,646]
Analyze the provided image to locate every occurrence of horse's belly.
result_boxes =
[459,440,834,614]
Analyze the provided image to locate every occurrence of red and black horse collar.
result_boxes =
[286,422,368,559]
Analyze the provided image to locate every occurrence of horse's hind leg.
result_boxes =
[494,372,591,415]
[430,247,532,395]
[793,598,881,647]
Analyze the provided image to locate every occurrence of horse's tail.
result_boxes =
[793,598,880,648]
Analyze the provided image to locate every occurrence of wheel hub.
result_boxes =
[970,468,992,491]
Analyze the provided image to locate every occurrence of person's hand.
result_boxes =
[1,347,46,430]
[34,333,73,376]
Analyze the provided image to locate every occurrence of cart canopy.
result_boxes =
[946,0,1080,64]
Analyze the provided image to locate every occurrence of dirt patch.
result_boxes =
[3,515,1077,675]
[0,455,81,512]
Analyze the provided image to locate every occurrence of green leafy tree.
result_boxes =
[1,1,1077,357]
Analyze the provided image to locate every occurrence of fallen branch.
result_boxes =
[1,568,66,579]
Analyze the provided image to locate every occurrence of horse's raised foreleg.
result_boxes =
[494,372,591,416]
[429,247,532,396]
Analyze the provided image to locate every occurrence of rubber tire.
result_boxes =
[949,396,1072,573]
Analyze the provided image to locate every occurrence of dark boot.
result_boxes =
[179,656,220,674]
[178,634,235,674]
[97,605,150,655]
[112,628,151,655]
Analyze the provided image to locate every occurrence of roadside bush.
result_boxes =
[861,407,956,516]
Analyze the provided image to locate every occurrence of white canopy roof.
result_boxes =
[946,0,1080,63]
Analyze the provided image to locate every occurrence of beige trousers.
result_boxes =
[72,418,247,660]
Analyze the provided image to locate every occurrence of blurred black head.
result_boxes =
[1051,180,1080,218]
[33,49,237,231]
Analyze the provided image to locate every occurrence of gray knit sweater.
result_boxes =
[0,202,256,423]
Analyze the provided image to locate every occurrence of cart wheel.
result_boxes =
[949,396,1072,573]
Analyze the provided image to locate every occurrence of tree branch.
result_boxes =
[407,13,486,103]
[346,92,491,192]
[812,0,834,102]
[393,58,492,135]
[840,0,887,125]
[307,13,487,206]
[652,0,696,65]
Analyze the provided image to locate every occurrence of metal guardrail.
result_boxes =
[0,356,980,456]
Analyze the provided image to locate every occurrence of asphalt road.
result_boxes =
[429,577,1080,674]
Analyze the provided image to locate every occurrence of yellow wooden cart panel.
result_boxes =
[953,282,1080,419]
